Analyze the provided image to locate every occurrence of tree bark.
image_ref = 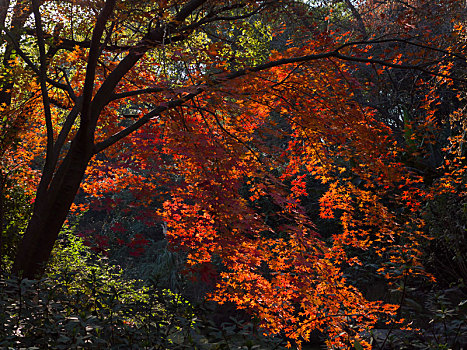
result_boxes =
[0,173,5,274]
[12,134,94,278]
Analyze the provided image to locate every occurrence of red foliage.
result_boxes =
[5,0,465,347]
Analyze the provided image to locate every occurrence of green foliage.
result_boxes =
[423,193,467,287]
[125,240,188,294]
[0,176,33,271]
[0,232,287,349]
[422,291,467,349]
[378,288,467,350]
[220,17,273,66]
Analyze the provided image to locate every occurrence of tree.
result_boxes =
[1,0,465,347]
[0,0,43,271]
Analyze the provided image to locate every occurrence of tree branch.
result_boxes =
[32,0,54,169]
[53,97,83,163]
[80,0,117,129]
[1,25,74,95]
[22,27,132,52]
[94,91,202,153]
[94,36,466,154]
[175,0,208,23]
[109,87,165,101]
[341,0,368,38]
[180,2,266,31]
[57,67,77,101]
[335,37,467,62]
[90,0,209,124]
[49,97,70,109]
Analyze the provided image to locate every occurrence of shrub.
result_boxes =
[0,232,287,349]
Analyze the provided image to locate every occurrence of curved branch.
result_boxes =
[90,0,209,124]
[94,36,466,154]
[335,37,467,62]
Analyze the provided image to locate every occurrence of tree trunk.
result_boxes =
[12,134,93,279]
[0,173,5,274]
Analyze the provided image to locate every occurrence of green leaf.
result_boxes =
[354,339,364,350]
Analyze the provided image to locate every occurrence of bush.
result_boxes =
[0,232,287,349]
[423,192,467,288]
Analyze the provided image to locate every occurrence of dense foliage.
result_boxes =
[0,0,466,348]
[1,233,287,349]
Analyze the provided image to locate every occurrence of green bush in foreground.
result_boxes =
[0,233,286,349]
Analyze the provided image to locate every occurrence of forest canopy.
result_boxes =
[0,0,466,348]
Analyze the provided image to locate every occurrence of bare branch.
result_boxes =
[32,0,54,168]
[80,0,117,128]
[94,90,202,153]
[109,87,165,101]
[1,26,74,95]
[53,97,83,163]
[341,0,368,38]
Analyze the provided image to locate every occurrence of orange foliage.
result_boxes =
[4,0,465,347]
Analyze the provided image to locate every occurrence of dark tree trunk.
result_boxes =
[10,0,118,279]
[0,173,5,274]
[12,135,93,278]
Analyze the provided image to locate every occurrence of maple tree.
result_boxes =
[1,0,466,348]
